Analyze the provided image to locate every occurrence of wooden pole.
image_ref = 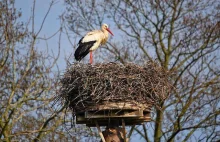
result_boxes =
[101,120,125,142]
[122,119,126,142]
[95,121,106,142]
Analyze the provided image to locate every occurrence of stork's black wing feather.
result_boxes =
[74,39,96,61]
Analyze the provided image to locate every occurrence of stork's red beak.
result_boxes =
[106,28,114,36]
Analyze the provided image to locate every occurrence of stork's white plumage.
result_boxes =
[74,24,113,64]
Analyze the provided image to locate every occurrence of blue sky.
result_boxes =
[15,0,71,70]
[14,1,146,141]
[14,1,220,142]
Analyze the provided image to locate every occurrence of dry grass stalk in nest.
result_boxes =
[58,62,172,114]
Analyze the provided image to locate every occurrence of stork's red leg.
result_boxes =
[90,51,93,64]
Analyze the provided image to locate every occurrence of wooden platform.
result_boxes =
[75,101,152,127]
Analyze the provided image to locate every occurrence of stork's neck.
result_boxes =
[100,29,109,44]
[102,29,109,38]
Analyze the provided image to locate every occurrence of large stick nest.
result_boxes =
[59,62,172,113]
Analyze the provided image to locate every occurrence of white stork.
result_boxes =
[74,23,114,64]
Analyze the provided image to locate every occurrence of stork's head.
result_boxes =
[102,23,114,36]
